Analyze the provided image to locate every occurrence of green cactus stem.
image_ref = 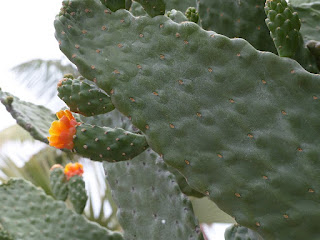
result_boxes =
[100,0,126,12]
[166,9,188,23]
[73,123,148,162]
[49,165,69,201]
[104,150,204,239]
[68,175,88,214]
[185,7,199,23]
[0,90,55,143]
[197,0,277,52]
[225,224,263,240]
[57,76,115,117]
[265,0,301,57]
[135,0,165,17]
[0,179,123,240]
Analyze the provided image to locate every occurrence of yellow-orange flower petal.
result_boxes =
[48,110,79,149]
[64,162,84,180]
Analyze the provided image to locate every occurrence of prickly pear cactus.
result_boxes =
[185,7,199,23]
[104,150,203,240]
[225,225,263,240]
[54,0,320,239]
[68,175,88,214]
[0,90,55,143]
[135,0,165,17]
[57,76,115,116]
[264,0,301,57]
[2,0,320,239]
[197,0,277,52]
[73,123,148,162]
[0,179,123,240]
[49,166,69,201]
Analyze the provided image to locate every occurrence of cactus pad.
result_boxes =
[225,225,263,240]
[0,90,55,143]
[104,150,203,240]
[76,109,136,131]
[55,1,320,238]
[135,0,165,17]
[265,0,301,57]
[73,123,148,162]
[49,167,69,201]
[294,2,320,42]
[0,179,123,240]
[68,175,88,214]
[166,9,188,23]
[197,0,276,52]
[58,76,115,116]
[100,0,126,12]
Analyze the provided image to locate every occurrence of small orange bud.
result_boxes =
[64,162,84,180]
[48,110,79,149]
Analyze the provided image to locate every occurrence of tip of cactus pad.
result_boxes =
[48,109,79,150]
[64,162,84,180]
[50,164,64,171]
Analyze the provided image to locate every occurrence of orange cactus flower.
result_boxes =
[48,110,79,149]
[64,162,84,180]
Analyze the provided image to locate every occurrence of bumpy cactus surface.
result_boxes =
[2,0,320,239]
[225,224,263,240]
[0,179,123,240]
[104,150,203,239]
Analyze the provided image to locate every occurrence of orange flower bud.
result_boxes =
[64,162,84,180]
[48,110,79,149]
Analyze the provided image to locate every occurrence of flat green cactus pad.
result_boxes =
[130,1,148,16]
[0,179,123,240]
[76,109,136,131]
[55,1,320,239]
[135,0,165,17]
[58,77,115,116]
[294,2,320,42]
[0,90,55,143]
[68,175,88,214]
[104,150,203,240]
[198,0,276,52]
[166,9,188,23]
[225,225,263,240]
[73,123,148,162]
[78,109,203,196]
[50,167,69,201]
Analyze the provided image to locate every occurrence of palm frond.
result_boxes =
[11,58,79,99]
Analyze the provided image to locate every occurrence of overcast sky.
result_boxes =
[0,0,64,131]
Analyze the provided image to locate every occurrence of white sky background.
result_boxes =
[0,0,64,131]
